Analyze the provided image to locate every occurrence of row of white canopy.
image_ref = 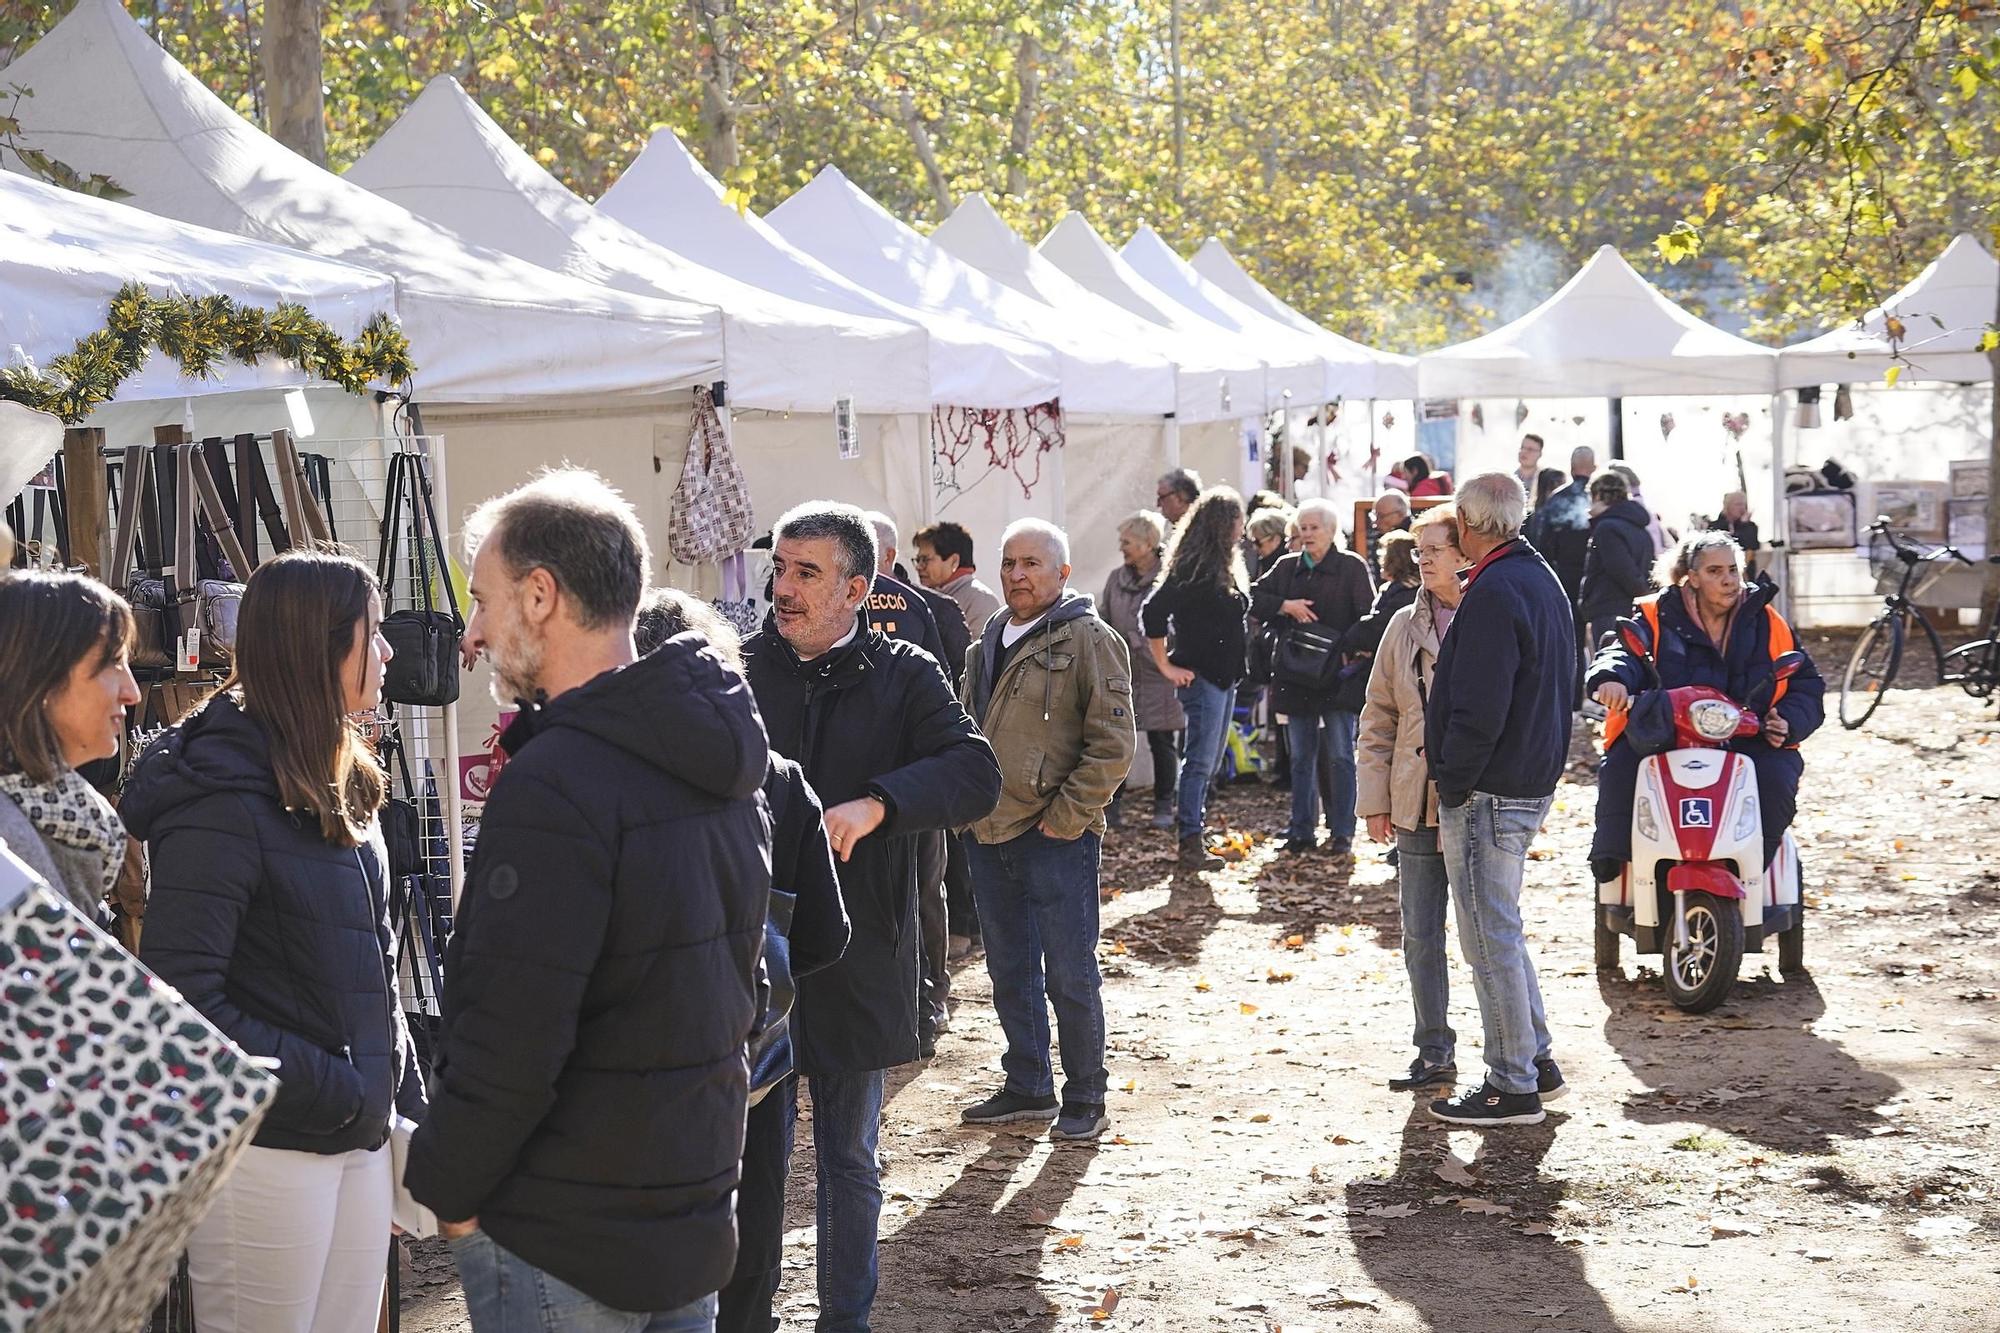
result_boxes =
[2,0,1993,438]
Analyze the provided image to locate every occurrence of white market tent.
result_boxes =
[1192,238,1418,400]
[599,130,1050,414]
[342,79,940,539]
[1,168,398,497]
[1417,245,1777,399]
[934,194,1243,426]
[1780,234,1998,389]
[768,168,1172,419]
[344,78,927,415]
[766,167,1179,564]
[1038,212,1268,494]
[0,0,724,407]
[930,191,1227,589]
[0,168,397,408]
[1122,226,1330,411]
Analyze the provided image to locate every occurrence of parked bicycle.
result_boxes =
[1838,518,2000,729]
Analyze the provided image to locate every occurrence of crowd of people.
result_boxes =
[0,446,1821,1331]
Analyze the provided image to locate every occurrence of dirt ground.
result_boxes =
[403,661,2000,1333]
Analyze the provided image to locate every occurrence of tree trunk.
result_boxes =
[261,0,327,166]
[1006,31,1041,198]
[696,0,740,174]
[1169,0,1185,202]
[900,89,953,216]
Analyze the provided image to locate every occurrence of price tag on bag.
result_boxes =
[835,396,858,461]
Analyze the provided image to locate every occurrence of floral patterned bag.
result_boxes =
[0,844,277,1330]
[669,384,755,566]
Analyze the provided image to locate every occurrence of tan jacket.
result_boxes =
[961,592,1137,844]
[1357,592,1446,832]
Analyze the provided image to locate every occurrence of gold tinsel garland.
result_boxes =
[0,282,415,423]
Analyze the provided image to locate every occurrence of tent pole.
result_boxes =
[1608,397,1625,460]
[1165,413,1181,472]
[1367,399,1378,492]
[1769,390,1790,621]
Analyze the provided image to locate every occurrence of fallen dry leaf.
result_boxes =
[1240,1002,1259,1015]
[1458,1199,1513,1216]
[1436,1156,1477,1187]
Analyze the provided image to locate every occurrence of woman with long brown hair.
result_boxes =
[0,570,142,920]
[125,549,424,1333]
[1139,486,1250,869]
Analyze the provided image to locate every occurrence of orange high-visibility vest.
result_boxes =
[1600,592,1795,751]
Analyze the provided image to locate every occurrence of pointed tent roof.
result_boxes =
[1192,238,1417,399]
[1,167,396,406]
[932,194,1240,424]
[0,0,722,402]
[768,169,1177,417]
[343,78,927,413]
[1418,246,1776,398]
[1038,212,1267,419]
[1779,234,1998,388]
[1122,226,1329,410]
[598,130,1032,410]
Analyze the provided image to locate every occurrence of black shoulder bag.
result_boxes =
[376,450,464,707]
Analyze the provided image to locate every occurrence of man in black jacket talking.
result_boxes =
[745,501,1000,1333]
[408,470,771,1331]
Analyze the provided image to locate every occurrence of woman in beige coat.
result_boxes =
[1358,505,1467,1093]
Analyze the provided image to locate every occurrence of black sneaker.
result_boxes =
[961,1089,1060,1125]
[1282,836,1316,854]
[1428,1081,1545,1127]
[1051,1103,1109,1142]
[1535,1055,1568,1102]
[1388,1058,1457,1091]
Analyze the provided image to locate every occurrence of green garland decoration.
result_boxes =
[0,282,415,424]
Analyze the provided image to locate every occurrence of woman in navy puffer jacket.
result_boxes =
[127,551,422,1333]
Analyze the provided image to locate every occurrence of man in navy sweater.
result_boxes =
[1421,473,1575,1127]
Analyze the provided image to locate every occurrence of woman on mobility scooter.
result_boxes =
[1587,531,1824,887]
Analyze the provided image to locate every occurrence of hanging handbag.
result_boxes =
[0,844,278,1330]
[1273,621,1344,693]
[110,446,175,671]
[668,384,755,565]
[376,450,464,707]
[1245,619,1282,685]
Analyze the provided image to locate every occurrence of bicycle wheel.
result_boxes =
[1942,639,1999,700]
[1840,615,1903,729]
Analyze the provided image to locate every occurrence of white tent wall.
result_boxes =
[417,395,692,758]
[931,417,1068,577]
[1056,418,1174,599]
[1178,418,1254,508]
[723,410,930,562]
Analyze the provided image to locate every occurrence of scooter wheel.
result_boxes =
[1663,891,1744,1013]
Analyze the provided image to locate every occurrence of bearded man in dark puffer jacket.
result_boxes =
[406,471,771,1332]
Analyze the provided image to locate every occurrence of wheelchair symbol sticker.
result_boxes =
[1678,798,1713,828]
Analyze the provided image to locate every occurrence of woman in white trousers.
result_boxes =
[131,552,425,1333]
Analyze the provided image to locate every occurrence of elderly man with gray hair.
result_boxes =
[960,518,1136,1144]
[1421,472,1575,1129]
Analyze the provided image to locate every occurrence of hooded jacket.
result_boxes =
[1578,498,1656,624]
[744,618,999,1075]
[962,590,1137,844]
[403,635,771,1315]
[125,691,425,1156]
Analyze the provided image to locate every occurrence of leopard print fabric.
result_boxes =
[0,882,277,1330]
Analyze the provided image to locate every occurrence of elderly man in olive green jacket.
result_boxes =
[957,518,1136,1144]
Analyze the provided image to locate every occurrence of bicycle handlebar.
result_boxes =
[1869,516,1970,565]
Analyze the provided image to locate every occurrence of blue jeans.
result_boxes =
[1175,677,1236,839]
[451,1228,717,1332]
[1285,707,1358,843]
[807,1069,885,1332]
[966,828,1108,1107]
[1395,826,1454,1067]
[1439,792,1553,1096]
